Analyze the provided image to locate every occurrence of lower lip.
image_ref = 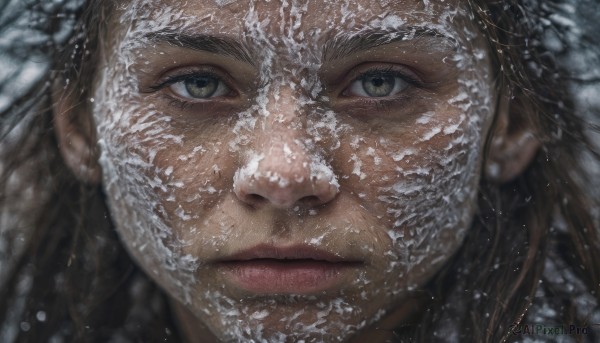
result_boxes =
[218,259,358,294]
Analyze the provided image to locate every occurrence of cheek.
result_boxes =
[382,127,480,270]
[338,116,483,283]
[92,77,211,299]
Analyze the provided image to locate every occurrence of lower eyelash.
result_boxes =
[355,96,410,112]
[158,93,195,110]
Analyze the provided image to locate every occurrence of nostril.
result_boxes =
[299,195,320,205]
[233,164,339,208]
[247,193,267,205]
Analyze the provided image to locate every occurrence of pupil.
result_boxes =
[185,76,218,98]
[363,74,395,97]
[195,79,209,87]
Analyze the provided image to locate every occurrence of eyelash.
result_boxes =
[151,70,232,90]
[342,66,423,109]
[348,66,422,89]
[150,67,422,110]
[158,93,197,110]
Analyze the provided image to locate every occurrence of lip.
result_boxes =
[216,244,362,294]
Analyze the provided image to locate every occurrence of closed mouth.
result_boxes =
[216,244,362,294]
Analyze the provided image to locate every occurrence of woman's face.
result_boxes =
[91,0,495,341]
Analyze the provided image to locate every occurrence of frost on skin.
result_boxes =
[94,3,200,303]
[91,0,496,341]
[214,0,239,7]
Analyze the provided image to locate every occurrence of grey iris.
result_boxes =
[185,76,218,98]
[362,75,395,97]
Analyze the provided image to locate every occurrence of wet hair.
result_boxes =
[0,0,598,342]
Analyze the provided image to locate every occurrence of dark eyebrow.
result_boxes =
[323,27,458,62]
[144,30,255,66]
[144,27,455,66]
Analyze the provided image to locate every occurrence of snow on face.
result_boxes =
[92,0,496,341]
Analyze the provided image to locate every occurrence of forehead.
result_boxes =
[118,0,471,39]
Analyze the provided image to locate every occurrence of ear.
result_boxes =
[52,79,102,183]
[485,90,540,183]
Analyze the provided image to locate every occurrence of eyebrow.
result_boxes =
[144,26,456,65]
[323,27,458,61]
[144,30,256,66]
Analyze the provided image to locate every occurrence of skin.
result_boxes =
[82,0,499,341]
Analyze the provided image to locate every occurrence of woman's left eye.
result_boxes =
[169,75,231,99]
[347,72,409,98]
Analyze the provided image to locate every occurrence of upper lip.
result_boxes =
[218,244,360,263]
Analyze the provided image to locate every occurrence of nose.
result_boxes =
[233,150,339,209]
[232,85,339,209]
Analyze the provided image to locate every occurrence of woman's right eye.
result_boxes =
[168,75,231,99]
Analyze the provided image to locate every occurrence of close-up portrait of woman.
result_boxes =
[0,0,599,342]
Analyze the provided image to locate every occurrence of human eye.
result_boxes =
[345,68,412,98]
[150,70,234,102]
[168,74,231,99]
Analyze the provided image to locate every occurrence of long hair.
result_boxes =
[409,1,600,341]
[0,1,177,341]
[0,0,598,342]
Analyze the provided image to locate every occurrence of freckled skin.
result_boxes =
[92,0,497,341]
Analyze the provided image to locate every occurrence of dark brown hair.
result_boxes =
[0,0,598,342]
